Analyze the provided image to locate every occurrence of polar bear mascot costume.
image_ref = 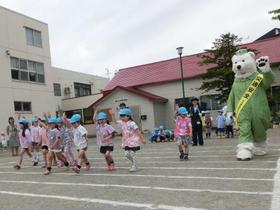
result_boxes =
[227,49,275,160]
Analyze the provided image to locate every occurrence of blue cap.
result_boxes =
[159,125,164,129]
[96,112,107,120]
[19,118,29,124]
[118,108,132,116]
[56,117,63,123]
[48,117,58,124]
[70,114,81,124]
[178,107,188,115]
[31,117,38,123]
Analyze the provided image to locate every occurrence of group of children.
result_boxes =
[13,113,90,175]
[7,107,147,175]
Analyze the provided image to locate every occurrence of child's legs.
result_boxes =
[64,144,75,163]
[47,151,54,168]
[78,149,88,165]
[17,148,26,165]
[104,150,113,164]
[42,149,48,161]
[56,152,68,164]
[26,147,33,158]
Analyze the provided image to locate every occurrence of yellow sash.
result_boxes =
[235,73,264,125]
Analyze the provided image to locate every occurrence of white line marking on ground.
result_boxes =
[0,171,273,182]
[86,154,280,160]
[0,166,276,171]
[88,160,276,164]
[0,180,272,196]
[0,161,16,166]
[271,158,280,210]
[0,190,205,210]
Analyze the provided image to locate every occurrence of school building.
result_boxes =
[90,29,280,132]
[0,6,108,133]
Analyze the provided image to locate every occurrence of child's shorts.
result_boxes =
[217,128,225,133]
[41,145,48,150]
[124,146,140,151]
[100,146,114,154]
[176,136,191,145]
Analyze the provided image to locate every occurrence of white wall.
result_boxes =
[0,6,109,134]
[0,6,56,132]
[93,89,155,132]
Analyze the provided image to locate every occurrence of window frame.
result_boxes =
[10,57,45,84]
[25,27,42,47]
[53,83,62,96]
[74,82,92,97]
[14,101,32,113]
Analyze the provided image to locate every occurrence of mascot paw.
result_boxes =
[236,143,254,161]
[253,142,268,156]
[256,56,270,72]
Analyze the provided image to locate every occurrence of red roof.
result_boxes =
[89,86,168,108]
[104,37,280,91]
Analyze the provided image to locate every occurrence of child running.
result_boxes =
[58,114,76,166]
[39,117,48,168]
[174,107,192,160]
[31,117,40,166]
[111,108,146,172]
[14,117,33,169]
[71,114,91,173]
[95,111,116,171]
[42,117,69,175]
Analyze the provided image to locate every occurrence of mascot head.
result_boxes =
[232,49,257,78]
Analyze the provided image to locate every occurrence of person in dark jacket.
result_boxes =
[189,97,204,146]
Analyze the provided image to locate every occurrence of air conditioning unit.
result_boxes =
[64,87,71,94]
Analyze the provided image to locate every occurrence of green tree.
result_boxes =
[198,33,241,102]
[198,33,258,103]
[269,8,280,21]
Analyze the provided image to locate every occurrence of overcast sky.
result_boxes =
[0,0,279,78]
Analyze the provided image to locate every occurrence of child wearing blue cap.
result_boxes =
[174,106,192,160]
[59,113,76,166]
[70,114,91,173]
[14,115,33,170]
[40,116,70,175]
[110,108,146,172]
[31,117,40,166]
[94,110,116,171]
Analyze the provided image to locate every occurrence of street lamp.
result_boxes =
[176,46,186,106]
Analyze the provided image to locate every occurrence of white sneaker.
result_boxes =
[253,142,268,156]
[129,165,138,172]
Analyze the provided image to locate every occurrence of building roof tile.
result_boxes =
[104,37,280,91]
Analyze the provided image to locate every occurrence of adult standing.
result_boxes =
[6,117,20,156]
[189,97,204,146]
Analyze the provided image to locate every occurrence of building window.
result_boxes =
[83,108,94,124]
[14,101,32,112]
[74,82,91,97]
[200,94,224,111]
[25,27,42,47]
[270,85,280,112]
[10,57,45,83]
[53,83,61,96]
